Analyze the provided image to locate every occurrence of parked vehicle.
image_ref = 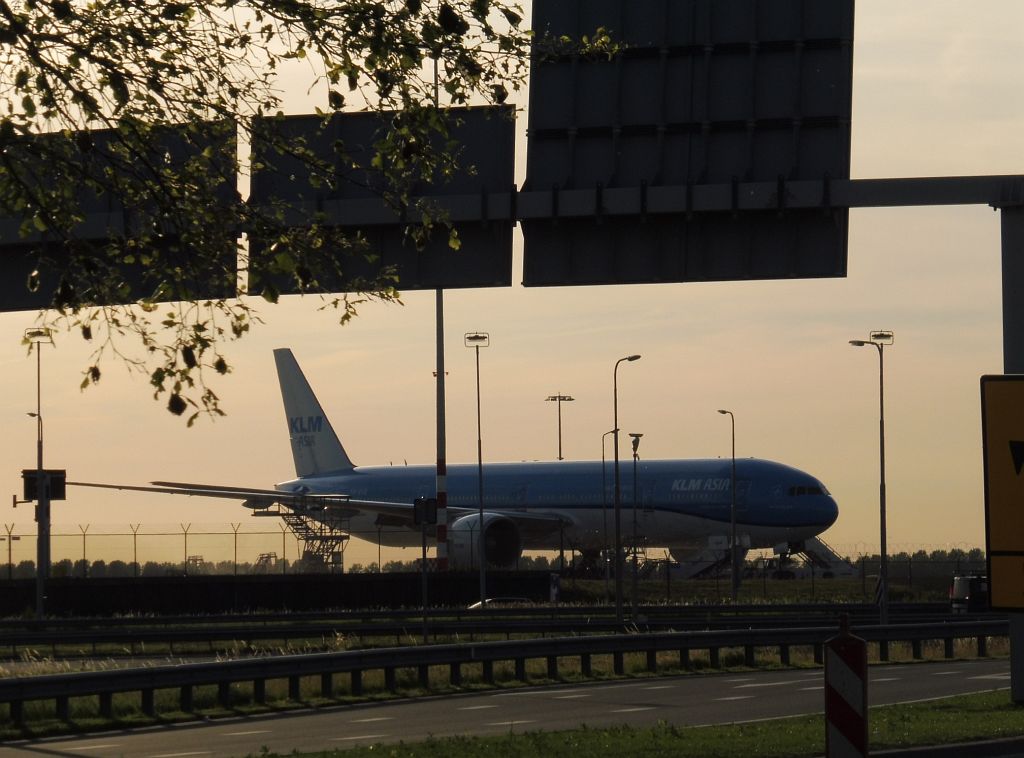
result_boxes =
[950,575,988,613]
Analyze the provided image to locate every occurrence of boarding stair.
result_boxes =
[281,512,350,564]
[795,536,856,577]
[671,547,749,579]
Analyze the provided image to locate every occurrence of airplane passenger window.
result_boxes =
[788,484,828,496]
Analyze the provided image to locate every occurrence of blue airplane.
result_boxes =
[74,348,839,569]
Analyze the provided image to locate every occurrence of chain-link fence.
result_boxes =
[0,523,989,592]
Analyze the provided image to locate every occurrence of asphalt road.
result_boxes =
[1,658,1010,757]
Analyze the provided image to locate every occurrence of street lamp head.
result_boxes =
[464,332,490,348]
[23,328,52,344]
[717,409,730,415]
[850,331,893,348]
[626,354,641,362]
[629,432,642,455]
[26,412,39,418]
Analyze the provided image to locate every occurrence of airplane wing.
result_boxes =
[67,480,568,533]
[70,479,396,521]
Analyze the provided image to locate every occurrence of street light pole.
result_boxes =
[601,429,614,602]
[25,327,51,619]
[613,354,641,623]
[465,332,489,606]
[629,432,643,617]
[850,330,894,626]
[545,394,575,460]
[717,409,738,602]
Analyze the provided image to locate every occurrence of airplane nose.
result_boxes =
[821,495,839,528]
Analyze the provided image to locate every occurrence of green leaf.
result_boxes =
[167,393,187,415]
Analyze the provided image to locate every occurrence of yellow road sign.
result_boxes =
[981,375,1024,610]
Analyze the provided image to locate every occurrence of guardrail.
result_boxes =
[0,619,1007,725]
[0,601,953,630]
[0,603,975,657]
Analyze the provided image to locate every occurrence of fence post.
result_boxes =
[218,681,231,708]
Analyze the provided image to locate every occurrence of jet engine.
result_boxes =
[449,513,522,569]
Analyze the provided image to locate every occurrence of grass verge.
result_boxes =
[251,690,1024,757]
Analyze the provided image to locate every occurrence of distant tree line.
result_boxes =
[0,553,564,579]
[859,548,985,564]
[0,549,986,580]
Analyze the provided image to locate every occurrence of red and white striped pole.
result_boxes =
[825,614,868,757]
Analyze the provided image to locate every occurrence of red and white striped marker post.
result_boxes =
[825,614,868,757]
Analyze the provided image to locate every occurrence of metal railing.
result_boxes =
[0,619,1007,724]
[0,602,965,656]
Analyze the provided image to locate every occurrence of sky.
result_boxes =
[0,1,1021,568]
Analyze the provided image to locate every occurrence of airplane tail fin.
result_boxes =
[273,348,355,477]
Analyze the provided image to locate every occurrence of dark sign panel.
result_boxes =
[981,375,1024,611]
[0,121,238,311]
[523,0,855,286]
[248,106,515,293]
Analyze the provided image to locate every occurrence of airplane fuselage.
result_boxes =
[276,457,838,553]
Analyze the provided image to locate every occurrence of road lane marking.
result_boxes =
[220,729,270,737]
[872,677,900,683]
[931,671,959,676]
[351,717,394,723]
[735,681,797,688]
[64,746,122,752]
[331,735,389,742]
[716,696,754,701]
[555,694,591,699]
[643,685,674,690]
[495,688,587,696]
[725,677,754,682]
[800,686,824,691]
[611,706,655,713]
[150,753,213,757]
[459,704,499,710]
[971,673,1011,680]
[485,720,536,727]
